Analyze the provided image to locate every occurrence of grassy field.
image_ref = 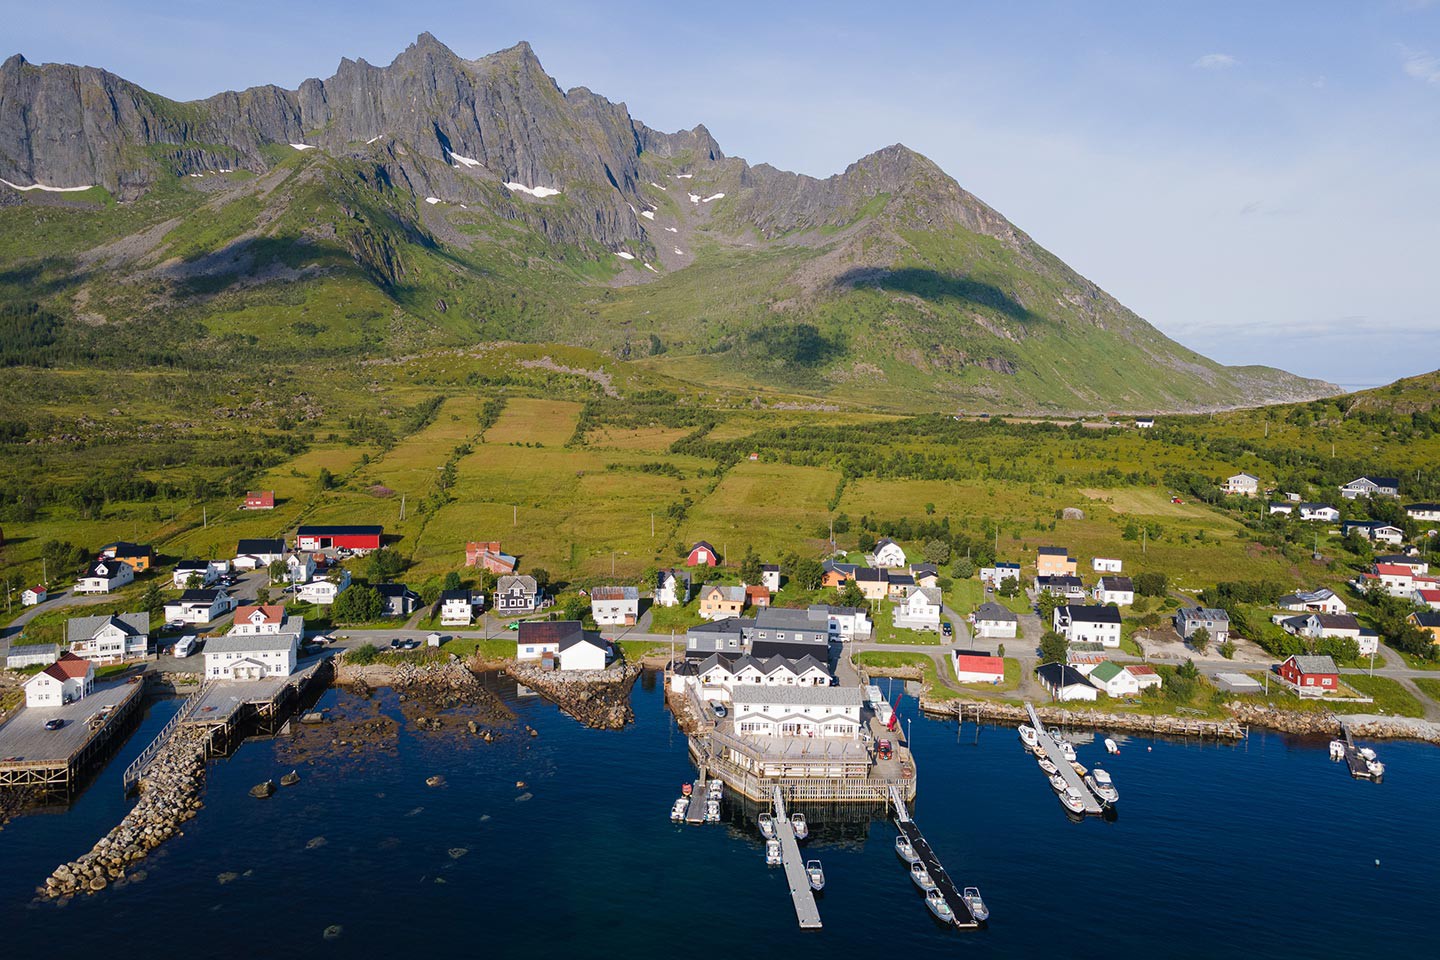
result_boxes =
[852,650,960,700]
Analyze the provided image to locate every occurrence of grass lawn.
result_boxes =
[873,604,943,645]
[618,639,668,661]
[648,602,706,635]
[1412,677,1440,701]
[995,592,1032,616]
[1338,675,1424,717]
[1395,650,1440,671]
[852,651,959,700]
[947,577,984,614]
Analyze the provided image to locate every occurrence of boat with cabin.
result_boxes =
[962,887,990,922]
[806,860,825,891]
[910,860,937,892]
[925,888,955,924]
[791,813,809,840]
[1048,772,1068,792]
[670,797,689,822]
[708,779,723,800]
[758,813,776,839]
[1087,768,1119,803]
[1329,740,1346,761]
[1059,786,1085,814]
[764,839,782,866]
[1017,724,1039,749]
[704,799,720,822]
[1058,740,1077,762]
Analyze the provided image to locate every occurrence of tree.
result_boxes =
[1038,630,1067,664]
[838,580,865,608]
[951,557,976,580]
[562,594,590,622]
[317,467,336,490]
[1036,591,1064,625]
[256,587,271,606]
[1134,572,1169,598]
[997,643,1006,658]
[184,574,202,590]
[267,559,287,584]
[923,539,951,565]
[442,571,463,592]
[530,568,551,591]
[997,576,1021,599]
[333,585,383,623]
[1189,626,1210,653]
[739,546,762,586]
[367,548,405,583]
[1218,639,1236,660]
[1177,658,1200,680]
[791,556,824,591]
[140,581,163,618]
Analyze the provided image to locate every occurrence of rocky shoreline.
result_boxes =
[505,663,643,730]
[39,728,209,900]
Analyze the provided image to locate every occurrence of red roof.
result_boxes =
[235,603,284,624]
[1418,589,1440,602]
[1374,563,1414,577]
[954,654,1004,676]
[1126,664,1159,676]
[45,652,93,681]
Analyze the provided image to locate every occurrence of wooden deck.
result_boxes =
[0,681,145,792]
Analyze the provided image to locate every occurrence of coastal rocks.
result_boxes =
[426,775,446,788]
[279,770,301,787]
[503,663,643,730]
[249,780,276,799]
[1226,703,1440,743]
[919,697,1246,740]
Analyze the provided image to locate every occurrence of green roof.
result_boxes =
[1088,661,1125,683]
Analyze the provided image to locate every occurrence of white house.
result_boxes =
[440,589,480,625]
[1091,557,1123,573]
[760,565,782,592]
[971,601,1019,639]
[233,538,287,570]
[515,621,575,661]
[590,586,640,626]
[21,585,48,606]
[296,569,351,605]
[172,560,227,589]
[284,552,317,584]
[1093,576,1135,606]
[893,586,943,632]
[163,588,235,625]
[1276,588,1348,615]
[6,642,59,669]
[871,538,908,569]
[729,685,864,738]
[1340,476,1400,499]
[74,558,134,594]
[1135,417,1155,429]
[558,632,610,672]
[1037,663,1099,702]
[1268,502,1294,516]
[24,653,94,707]
[229,604,294,636]
[654,569,691,608]
[67,613,150,663]
[1086,661,1141,697]
[1406,502,1440,523]
[1222,472,1260,497]
[1053,605,1123,647]
[1036,576,1087,599]
[980,562,1022,587]
[1343,521,1405,546]
[688,652,832,701]
[952,652,1005,684]
[806,604,873,641]
[1126,664,1163,691]
[1298,503,1340,522]
[205,604,303,679]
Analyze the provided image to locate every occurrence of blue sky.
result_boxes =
[7,0,1440,389]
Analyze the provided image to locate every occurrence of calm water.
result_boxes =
[1,673,1435,958]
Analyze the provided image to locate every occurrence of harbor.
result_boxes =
[0,680,146,795]
[891,786,984,928]
[1333,722,1385,782]
[1022,701,1109,817]
[772,788,823,930]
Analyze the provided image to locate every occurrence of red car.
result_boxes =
[877,739,893,761]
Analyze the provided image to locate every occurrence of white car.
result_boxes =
[173,637,197,658]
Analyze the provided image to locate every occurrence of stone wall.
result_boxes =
[505,663,642,730]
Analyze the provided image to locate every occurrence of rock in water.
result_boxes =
[279,771,300,787]
[448,847,468,859]
[425,775,446,788]
[323,925,343,941]
[216,872,239,885]
[249,781,276,799]
[305,836,327,850]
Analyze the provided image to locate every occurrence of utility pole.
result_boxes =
[400,494,406,521]
[1142,526,1147,555]
[651,512,655,538]
[203,506,208,529]
[513,504,517,527]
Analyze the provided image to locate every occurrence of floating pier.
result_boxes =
[0,680,145,795]
[685,778,707,824]
[1025,702,1105,816]
[890,786,981,928]
[772,787,822,930]
[1336,722,1384,782]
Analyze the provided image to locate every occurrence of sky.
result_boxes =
[5,0,1440,390]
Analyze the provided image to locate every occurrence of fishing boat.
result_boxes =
[790,812,809,840]
[925,888,955,924]
[765,839,782,866]
[1329,740,1346,761]
[895,834,920,865]
[1059,786,1086,814]
[670,797,689,822]
[1087,768,1119,804]
[1036,757,1059,775]
[910,860,937,892]
[1104,737,1120,755]
[806,860,826,891]
[1048,772,1068,792]
[962,887,990,922]
[704,799,721,822]
[758,813,776,839]
[708,779,724,800]
[1017,724,1039,749]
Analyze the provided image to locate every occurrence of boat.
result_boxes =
[961,887,990,922]
[1036,757,1058,775]
[670,797,689,822]
[910,860,937,892]
[1071,761,1088,777]
[1059,786,1086,814]
[1364,759,1386,780]
[681,782,693,797]
[707,779,723,800]
[1359,747,1377,761]
[765,839,782,866]
[1104,737,1120,754]
[758,813,776,839]
[925,888,956,924]
[1017,724,1039,748]
[1087,768,1119,804]
[1048,772,1068,792]
[1329,740,1346,761]
[704,799,721,822]
[895,834,920,865]
[791,813,809,840]
[1058,740,1077,762]
[806,860,826,891]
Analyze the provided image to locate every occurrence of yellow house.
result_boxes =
[1036,547,1077,578]
[698,585,746,621]
[1408,611,1440,645]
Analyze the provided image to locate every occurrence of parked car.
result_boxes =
[709,701,727,718]
[877,739,893,760]
[390,638,403,649]
[43,718,65,731]
[941,622,953,637]
[506,621,520,631]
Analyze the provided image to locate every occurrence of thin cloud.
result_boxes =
[1193,53,1238,70]
[1400,46,1440,83]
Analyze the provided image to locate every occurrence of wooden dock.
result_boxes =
[1025,702,1105,816]
[181,661,328,754]
[1337,722,1384,782]
[0,680,145,795]
[889,786,981,928]
[685,778,707,824]
[772,787,822,930]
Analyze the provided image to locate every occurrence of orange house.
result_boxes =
[1409,611,1440,645]
[99,541,154,574]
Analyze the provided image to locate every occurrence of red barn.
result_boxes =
[686,541,719,567]
[243,491,275,510]
[1278,654,1340,695]
[296,525,383,553]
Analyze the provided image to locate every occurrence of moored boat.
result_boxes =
[806,859,825,891]
[758,813,776,839]
[681,781,693,797]
[1329,740,1345,761]
[708,779,724,800]
[1087,768,1119,804]
[1058,740,1077,762]
[670,797,689,822]
[1036,757,1058,775]
[704,799,720,822]
[910,860,937,892]
[962,886,990,922]
[1048,772,1068,792]
[1104,737,1120,754]
[791,812,809,840]
[1018,724,1039,749]
[1059,786,1085,814]
[765,839,782,866]
[926,888,955,924]
[895,834,919,864]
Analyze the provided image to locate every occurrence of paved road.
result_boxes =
[2,589,120,644]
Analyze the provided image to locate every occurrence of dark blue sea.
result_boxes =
[1,671,1433,959]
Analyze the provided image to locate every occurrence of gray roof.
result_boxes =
[729,685,864,707]
[755,607,829,632]
[695,652,831,679]
[974,601,1018,622]
[688,617,754,636]
[1037,662,1092,689]
[177,588,225,602]
[497,574,539,593]
[67,613,149,643]
[1180,607,1230,623]
[1288,654,1339,674]
[704,584,746,602]
[558,632,607,653]
[907,586,943,605]
[7,642,59,657]
[205,632,298,654]
[1098,576,1134,591]
[236,538,285,555]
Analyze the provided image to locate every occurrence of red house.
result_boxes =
[466,540,518,574]
[296,525,383,553]
[243,491,275,510]
[952,653,1005,684]
[686,541,719,567]
[744,584,771,608]
[1278,654,1340,696]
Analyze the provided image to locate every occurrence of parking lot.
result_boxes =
[0,682,142,764]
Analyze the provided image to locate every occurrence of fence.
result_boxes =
[121,682,210,793]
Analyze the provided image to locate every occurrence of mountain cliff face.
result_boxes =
[0,34,1338,412]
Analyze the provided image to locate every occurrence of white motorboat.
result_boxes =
[1059,786,1085,814]
[764,839,782,866]
[1365,759,1386,780]
[1329,740,1346,761]
[1087,768,1119,804]
[1048,772,1068,792]
[1058,740,1077,762]
[962,886,990,922]
[708,779,724,800]
[1104,737,1120,755]
[910,860,937,892]
[670,797,689,822]
[895,834,920,864]
[1017,724,1039,749]
[791,813,809,840]
[704,799,721,822]
[1036,757,1058,775]
[806,860,825,891]
[925,888,955,924]
[758,813,776,839]
[1359,747,1377,761]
